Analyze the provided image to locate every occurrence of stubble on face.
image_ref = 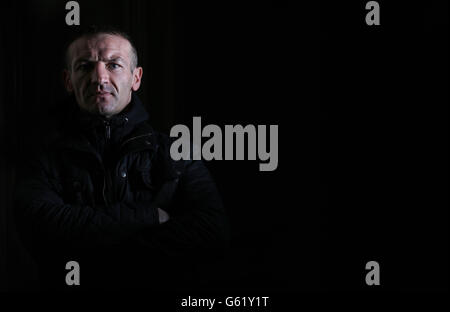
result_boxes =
[67,34,135,118]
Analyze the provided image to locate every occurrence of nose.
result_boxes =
[90,62,109,86]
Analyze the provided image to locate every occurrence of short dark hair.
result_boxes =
[64,25,138,72]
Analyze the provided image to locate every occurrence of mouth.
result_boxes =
[88,91,112,98]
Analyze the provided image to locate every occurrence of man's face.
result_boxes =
[64,34,143,118]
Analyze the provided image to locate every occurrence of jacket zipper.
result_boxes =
[104,120,111,140]
[103,120,113,206]
[104,169,114,206]
[102,174,109,206]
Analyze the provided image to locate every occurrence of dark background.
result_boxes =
[0,0,448,295]
[320,0,448,291]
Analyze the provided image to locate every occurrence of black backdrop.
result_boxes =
[0,0,448,297]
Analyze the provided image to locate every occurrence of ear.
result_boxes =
[63,69,74,93]
[131,67,143,91]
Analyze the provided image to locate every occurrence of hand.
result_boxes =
[157,208,170,224]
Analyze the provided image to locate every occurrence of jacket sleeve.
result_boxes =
[130,159,230,258]
[13,150,152,251]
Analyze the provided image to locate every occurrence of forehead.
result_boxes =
[69,34,132,62]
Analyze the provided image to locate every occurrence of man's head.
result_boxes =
[64,26,143,118]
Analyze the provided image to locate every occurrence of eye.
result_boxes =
[76,63,92,72]
[107,63,121,70]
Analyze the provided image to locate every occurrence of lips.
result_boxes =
[88,91,111,98]
[86,85,116,99]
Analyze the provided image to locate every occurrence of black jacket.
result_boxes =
[14,94,229,290]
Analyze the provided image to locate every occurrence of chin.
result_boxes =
[97,103,117,117]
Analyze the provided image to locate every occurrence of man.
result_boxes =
[14,26,229,290]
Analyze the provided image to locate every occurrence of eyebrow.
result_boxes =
[106,56,126,63]
[73,56,127,66]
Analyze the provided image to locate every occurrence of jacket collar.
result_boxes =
[52,96,179,183]
[75,93,149,139]
[56,94,157,157]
